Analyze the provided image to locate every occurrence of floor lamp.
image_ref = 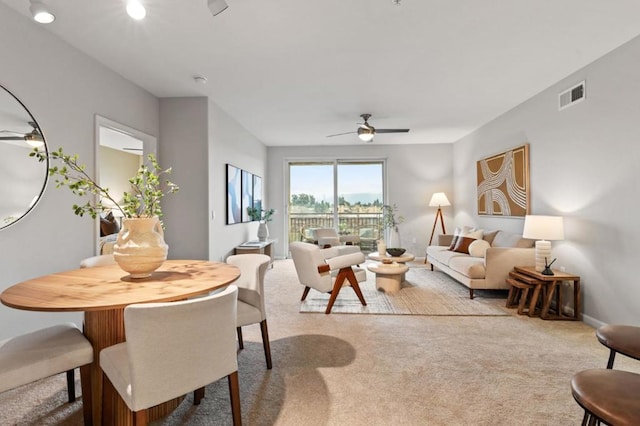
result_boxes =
[425,192,451,263]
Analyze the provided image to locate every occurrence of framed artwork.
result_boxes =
[477,144,530,217]
[226,164,242,224]
[241,170,252,222]
[253,175,263,216]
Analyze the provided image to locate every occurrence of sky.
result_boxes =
[289,163,383,203]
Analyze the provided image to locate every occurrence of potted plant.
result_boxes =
[247,206,275,241]
[31,147,179,278]
[381,204,404,249]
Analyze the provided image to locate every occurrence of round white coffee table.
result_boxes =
[367,263,409,293]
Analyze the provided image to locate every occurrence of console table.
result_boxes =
[235,239,275,265]
[512,266,581,320]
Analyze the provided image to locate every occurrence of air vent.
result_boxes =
[559,81,585,110]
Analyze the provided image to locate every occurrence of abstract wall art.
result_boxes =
[226,164,242,224]
[241,169,252,222]
[477,144,530,217]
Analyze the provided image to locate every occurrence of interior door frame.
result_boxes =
[94,115,157,254]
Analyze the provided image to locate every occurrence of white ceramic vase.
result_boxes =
[113,216,168,278]
[257,222,269,241]
[386,226,402,249]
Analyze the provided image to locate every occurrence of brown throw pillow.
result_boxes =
[453,236,476,254]
[100,212,120,237]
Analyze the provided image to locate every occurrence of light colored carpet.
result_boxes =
[300,261,508,316]
[3,258,640,425]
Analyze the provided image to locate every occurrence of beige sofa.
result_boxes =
[426,230,535,299]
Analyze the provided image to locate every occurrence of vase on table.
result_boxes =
[386,226,402,249]
[113,216,168,278]
[257,222,269,242]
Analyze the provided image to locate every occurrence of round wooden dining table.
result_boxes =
[0,259,240,426]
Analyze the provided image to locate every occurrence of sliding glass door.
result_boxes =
[288,160,384,251]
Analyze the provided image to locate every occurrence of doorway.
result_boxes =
[94,115,157,254]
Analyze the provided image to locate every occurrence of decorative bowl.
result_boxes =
[386,248,406,257]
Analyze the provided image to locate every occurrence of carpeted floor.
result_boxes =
[2,258,639,425]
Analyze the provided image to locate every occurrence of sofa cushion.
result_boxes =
[453,236,475,254]
[429,247,468,266]
[469,239,491,258]
[448,256,486,279]
[452,229,484,254]
[491,230,534,248]
[483,230,499,245]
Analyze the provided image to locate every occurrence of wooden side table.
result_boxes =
[235,239,275,265]
[513,266,581,320]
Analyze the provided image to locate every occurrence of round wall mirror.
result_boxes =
[0,84,48,230]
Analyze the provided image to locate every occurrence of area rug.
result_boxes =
[298,261,510,316]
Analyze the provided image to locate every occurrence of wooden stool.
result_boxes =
[596,324,640,368]
[571,369,640,425]
[506,279,523,308]
[506,278,536,316]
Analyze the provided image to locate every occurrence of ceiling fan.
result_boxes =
[326,113,410,143]
[0,121,44,147]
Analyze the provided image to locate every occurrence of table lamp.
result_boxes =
[427,192,451,246]
[522,215,564,274]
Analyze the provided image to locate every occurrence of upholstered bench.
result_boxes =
[0,323,94,418]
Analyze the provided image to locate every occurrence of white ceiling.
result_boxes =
[4,0,640,146]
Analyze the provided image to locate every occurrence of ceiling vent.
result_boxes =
[559,81,585,111]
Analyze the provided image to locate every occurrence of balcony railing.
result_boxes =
[288,212,383,252]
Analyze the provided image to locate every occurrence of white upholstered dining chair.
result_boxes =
[0,323,94,424]
[79,254,116,268]
[99,285,241,425]
[226,254,273,369]
[289,241,367,314]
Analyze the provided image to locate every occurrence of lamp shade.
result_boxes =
[429,192,451,207]
[522,215,564,241]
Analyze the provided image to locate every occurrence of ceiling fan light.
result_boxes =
[208,0,229,16]
[357,126,374,142]
[126,0,146,20]
[30,0,55,23]
[24,131,44,147]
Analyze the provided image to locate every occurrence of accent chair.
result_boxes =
[289,241,367,314]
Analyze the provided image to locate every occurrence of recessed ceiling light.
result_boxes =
[29,0,55,24]
[126,0,146,20]
[193,76,208,84]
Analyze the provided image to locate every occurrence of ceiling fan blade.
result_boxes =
[375,128,410,134]
[123,147,143,151]
[0,136,24,140]
[326,131,357,138]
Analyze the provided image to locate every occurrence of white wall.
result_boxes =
[159,97,209,260]
[267,143,454,259]
[453,34,640,326]
[0,4,159,339]
[208,101,268,262]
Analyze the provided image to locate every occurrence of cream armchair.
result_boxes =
[313,227,360,249]
[289,242,367,314]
